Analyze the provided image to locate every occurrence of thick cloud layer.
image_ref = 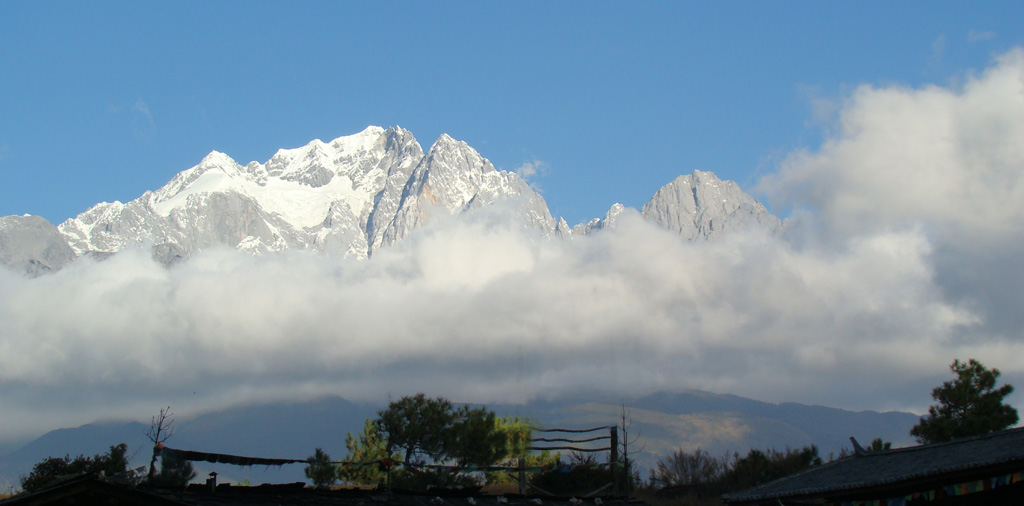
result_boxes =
[761,48,1024,335]
[2,49,1024,444]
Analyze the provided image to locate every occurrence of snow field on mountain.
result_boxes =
[160,167,365,229]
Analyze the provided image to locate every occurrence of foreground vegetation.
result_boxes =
[641,445,822,506]
[638,357,1019,505]
[307,393,570,490]
[16,357,1018,503]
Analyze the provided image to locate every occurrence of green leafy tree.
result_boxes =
[338,419,400,485]
[724,446,821,491]
[866,438,891,452]
[21,456,92,492]
[21,444,132,492]
[484,417,543,485]
[305,448,337,489]
[371,395,529,490]
[485,449,559,485]
[96,443,131,479]
[723,449,770,491]
[375,394,455,465]
[911,358,1018,443]
[448,406,509,468]
[498,416,533,459]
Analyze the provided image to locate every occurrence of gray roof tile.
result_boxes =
[724,427,1024,503]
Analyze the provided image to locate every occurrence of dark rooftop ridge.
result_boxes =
[724,426,1024,504]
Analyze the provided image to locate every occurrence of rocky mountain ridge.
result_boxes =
[0,126,781,274]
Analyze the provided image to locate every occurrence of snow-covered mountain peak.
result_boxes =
[380,126,423,156]
[674,169,726,190]
[198,150,241,170]
[265,140,336,188]
[434,132,457,144]
[2,126,783,272]
[414,134,501,207]
[328,125,387,152]
[423,133,494,177]
[425,133,487,162]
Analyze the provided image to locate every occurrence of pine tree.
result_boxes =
[304,448,337,489]
[911,358,1018,443]
[338,419,398,485]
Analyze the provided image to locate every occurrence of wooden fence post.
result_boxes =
[610,427,619,495]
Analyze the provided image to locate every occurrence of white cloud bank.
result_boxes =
[760,47,1024,335]
[2,49,1024,443]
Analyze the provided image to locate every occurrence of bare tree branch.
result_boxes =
[146,406,175,482]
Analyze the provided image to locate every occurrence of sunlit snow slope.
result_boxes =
[1,126,780,273]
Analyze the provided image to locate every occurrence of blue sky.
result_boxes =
[1,1,1020,226]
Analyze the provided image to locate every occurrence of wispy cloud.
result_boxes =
[0,142,8,179]
[132,99,153,125]
[514,158,548,191]
[131,98,156,142]
[931,34,947,65]
[967,30,996,43]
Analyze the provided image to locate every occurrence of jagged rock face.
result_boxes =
[571,203,627,236]
[0,215,77,275]
[640,170,782,239]
[377,134,556,251]
[0,127,782,275]
[51,126,554,265]
[570,171,780,239]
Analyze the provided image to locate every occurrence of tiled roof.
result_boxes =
[724,427,1024,504]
